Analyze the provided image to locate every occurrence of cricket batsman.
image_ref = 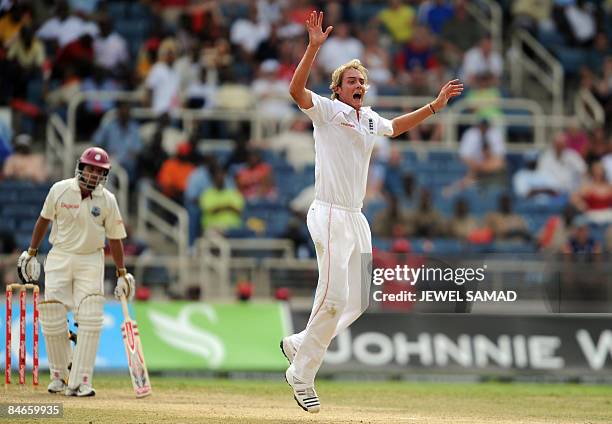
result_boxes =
[280,11,463,413]
[16,146,135,396]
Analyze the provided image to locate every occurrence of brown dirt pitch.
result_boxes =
[2,374,612,423]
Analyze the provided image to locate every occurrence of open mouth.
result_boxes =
[353,92,362,100]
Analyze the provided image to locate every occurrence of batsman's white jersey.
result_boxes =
[287,91,393,384]
[40,177,126,308]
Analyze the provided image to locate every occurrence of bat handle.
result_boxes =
[120,295,131,319]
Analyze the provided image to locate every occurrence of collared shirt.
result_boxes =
[94,32,129,70]
[145,62,181,114]
[300,91,393,209]
[40,178,126,254]
[459,126,506,162]
[537,148,586,193]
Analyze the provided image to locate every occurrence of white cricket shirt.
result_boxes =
[300,91,393,209]
[40,178,127,254]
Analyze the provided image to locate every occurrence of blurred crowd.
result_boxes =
[0,0,609,264]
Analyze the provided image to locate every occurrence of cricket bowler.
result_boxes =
[281,11,463,412]
[16,147,135,396]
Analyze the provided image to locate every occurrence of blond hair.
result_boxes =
[158,38,178,60]
[329,59,369,100]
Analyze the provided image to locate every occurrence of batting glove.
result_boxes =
[17,247,41,284]
[114,268,135,301]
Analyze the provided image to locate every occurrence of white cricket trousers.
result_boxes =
[288,200,371,384]
[44,248,105,309]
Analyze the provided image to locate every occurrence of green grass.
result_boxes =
[2,374,612,423]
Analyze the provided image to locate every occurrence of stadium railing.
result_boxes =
[574,88,606,129]
[197,236,293,299]
[468,0,503,54]
[136,182,189,288]
[510,29,564,116]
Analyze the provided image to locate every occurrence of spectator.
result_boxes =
[54,32,96,77]
[395,26,439,73]
[5,25,45,99]
[383,149,408,198]
[200,168,244,234]
[45,65,81,112]
[0,3,30,47]
[512,0,552,33]
[145,38,181,114]
[92,102,143,182]
[537,132,587,194]
[372,194,411,238]
[374,0,416,44]
[255,23,282,62]
[252,59,294,125]
[563,118,590,158]
[587,32,611,73]
[318,22,364,74]
[184,155,212,245]
[175,12,196,55]
[360,27,393,87]
[463,71,503,121]
[539,205,577,252]
[439,0,481,70]
[484,194,530,241]
[137,127,168,182]
[277,4,305,40]
[398,62,440,97]
[265,117,314,171]
[36,0,98,50]
[461,34,503,85]
[289,184,315,221]
[554,0,600,48]
[450,119,506,192]
[77,66,120,137]
[175,42,203,101]
[585,126,607,165]
[563,219,601,255]
[135,15,165,82]
[446,198,479,240]
[421,0,454,35]
[235,149,277,201]
[229,3,270,57]
[140,112,187,156]
[93,16,129,78]
[185,65,217,111]
[405,188,445,238]
[2,134,48,182]
[286,0,316,25]
[156,142,196,203]
[570,160,612,225]
[513,150,560,201]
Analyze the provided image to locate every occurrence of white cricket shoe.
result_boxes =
[285,366,320,413]
[47,378,67,393]
[65,384,96,397]
[280,337,296,364]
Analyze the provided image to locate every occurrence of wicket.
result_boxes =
[5,283,39,387]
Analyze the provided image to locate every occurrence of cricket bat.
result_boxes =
[120,295,152,398]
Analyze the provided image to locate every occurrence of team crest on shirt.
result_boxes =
[91,206,101,217]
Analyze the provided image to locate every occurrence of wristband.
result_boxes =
[428,103,436,115]
[27,247,38,256]
[116,268,127,277]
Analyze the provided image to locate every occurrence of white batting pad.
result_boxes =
[39,300,71,381]
[68,295,104,390]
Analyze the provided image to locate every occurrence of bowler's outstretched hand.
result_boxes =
[433,79,464,110]
[306,11,333,47]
